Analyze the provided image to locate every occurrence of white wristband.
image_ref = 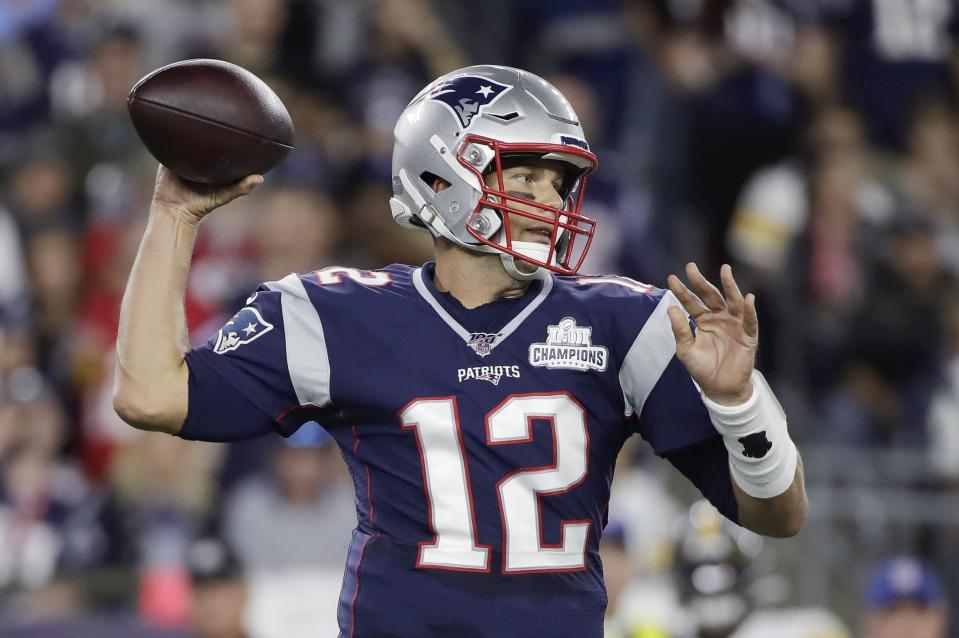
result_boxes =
[701,370,798,499]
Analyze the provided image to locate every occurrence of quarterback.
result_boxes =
[114,66,807,637]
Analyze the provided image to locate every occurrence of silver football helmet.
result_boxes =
[390,65,598,278]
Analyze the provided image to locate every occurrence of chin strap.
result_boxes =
[500,251,541,280]
[497,231,557,280]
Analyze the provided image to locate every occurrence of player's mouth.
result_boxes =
[523,226,553,245]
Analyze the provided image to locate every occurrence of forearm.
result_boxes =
[113,204,198,433]
[735,455,807,537]
[113,168,261,433]
[702,370,808,537]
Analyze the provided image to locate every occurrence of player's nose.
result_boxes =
[533,182,564,211]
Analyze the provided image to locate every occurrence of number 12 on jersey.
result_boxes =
[399,393,590,574]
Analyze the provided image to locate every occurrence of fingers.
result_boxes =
[720,264,744,318]
[685,262,727,312]
[239,174,265,192]
[670,263,758,335]
[720,264,758,337]
[667,274,709,318]
[743,292,759,339]
[213,174,264,208]
[227,174,264,198]
[667,305,695,353]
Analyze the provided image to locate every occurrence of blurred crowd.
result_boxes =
[1,0,959,636]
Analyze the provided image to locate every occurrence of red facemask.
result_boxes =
[456,135,599,275]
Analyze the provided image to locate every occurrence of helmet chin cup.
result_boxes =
[501,252,542,280]
[497,231,553,281]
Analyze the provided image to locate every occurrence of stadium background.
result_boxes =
[0,0,958,636]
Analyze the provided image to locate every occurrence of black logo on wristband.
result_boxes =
[739,432,772,459]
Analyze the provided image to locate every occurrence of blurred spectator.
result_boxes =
[0,205,30,333]
[0,369,116,617]
[670,0,802,268]
[725,102,888,388]
[251,187,343,281]
[672,501,759,638]
[787,23,841,109]
[223,423,354,638]
[212,0,289,77]
[186,537,248,638]
[602,521,633,637]
[110,433,223,627]
[0,0,67,139]
[896,98,959,274]
[601,518,681,638]
[823,215,958,448]
[345,0,469,172]
[224,424,353,572]
[927,293,959,484]
[52,24,150,188]
[767,141,896,410]
[344,176,434,268]
[727,103,881,288]
[27,228,83,376]
[4,137,78,234]
[826,0,958,149]
[91,0,215,70]
[795,147,873,321]
[671,501,850,638]
[861,556,949,638]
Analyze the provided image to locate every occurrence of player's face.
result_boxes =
[864,603,948,638]
[191,580,246,638]
[483,157,567,247]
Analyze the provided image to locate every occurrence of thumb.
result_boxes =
[212,174,264,208]
[667,305,695,354]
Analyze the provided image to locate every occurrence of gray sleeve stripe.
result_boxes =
[619,291,682,417]
[266,274,332,409]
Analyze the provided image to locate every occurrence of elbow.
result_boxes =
[738,489,809,538]
[113,383,183,435]
[777,502,808,538]
[766,493,809,539]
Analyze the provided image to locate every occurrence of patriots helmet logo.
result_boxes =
[428,75,512,128]
[477,370,503,385]
[213,307,274,354]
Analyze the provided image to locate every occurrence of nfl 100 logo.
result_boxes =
[468,332,500,357]
[529,317,608,372]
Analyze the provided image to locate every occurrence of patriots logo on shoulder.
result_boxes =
[213,307,274,354]
[428,75,512,128]
[467,332,500,358]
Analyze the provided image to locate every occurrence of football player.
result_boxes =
[114,65,807,637]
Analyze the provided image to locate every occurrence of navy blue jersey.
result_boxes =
[185,263,725,637]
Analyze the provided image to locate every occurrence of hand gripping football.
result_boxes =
[127,59,294,184]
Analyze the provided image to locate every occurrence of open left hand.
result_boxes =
[666,263,758,406]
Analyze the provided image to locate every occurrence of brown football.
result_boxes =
[127,59,294,184]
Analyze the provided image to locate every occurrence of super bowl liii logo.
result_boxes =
[529,317,608,372]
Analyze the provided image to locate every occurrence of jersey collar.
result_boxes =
[412,262,554,355]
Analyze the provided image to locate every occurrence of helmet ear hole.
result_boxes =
[420,171,451,193]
